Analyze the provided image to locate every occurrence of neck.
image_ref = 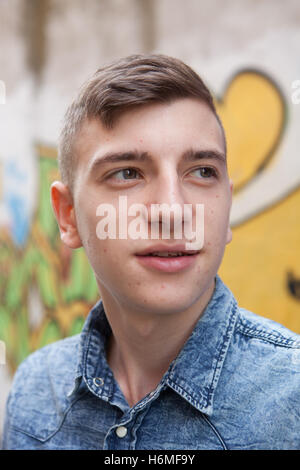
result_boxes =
[100,282,215,408]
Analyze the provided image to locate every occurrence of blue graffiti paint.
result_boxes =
[5,193,29,246]
[3,160,30,246]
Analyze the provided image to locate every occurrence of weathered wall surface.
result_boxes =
[1,0,300,438]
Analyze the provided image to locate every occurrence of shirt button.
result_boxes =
[116,426,127,438]
[93,377,104,387]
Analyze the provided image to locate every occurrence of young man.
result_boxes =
[2,54,300,450]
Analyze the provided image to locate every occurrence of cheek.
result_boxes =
[86,235,126,270]
[77,209,97,248]
[204,202,230,246]
[75,198,105,262]
[84,236,117,287]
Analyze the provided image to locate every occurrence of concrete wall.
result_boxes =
[1,0,300,441]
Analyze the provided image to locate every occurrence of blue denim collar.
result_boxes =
[69,275,238,416]
[166,276,238,415]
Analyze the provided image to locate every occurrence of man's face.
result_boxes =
[70,98,232,315]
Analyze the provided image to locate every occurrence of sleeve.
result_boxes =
[0,352,50,450]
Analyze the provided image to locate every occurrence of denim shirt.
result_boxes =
[2,276,300,450]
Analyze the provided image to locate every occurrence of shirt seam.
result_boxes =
[166,379,208,411]
[236,316,300,348]
[167,296,239,414]
[6,390,91,443]
[207,298,238,405]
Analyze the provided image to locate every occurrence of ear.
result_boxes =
[226,180,233,245]
[50,181,82,249]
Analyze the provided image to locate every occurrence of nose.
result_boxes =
[153,166,185,206]
[145,166,186,238]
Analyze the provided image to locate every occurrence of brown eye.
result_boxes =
[191,167,217,178]
[113,168,140,180]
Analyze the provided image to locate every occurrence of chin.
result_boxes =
[129,289,200,315]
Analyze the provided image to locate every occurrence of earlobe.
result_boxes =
[50,181,82,249]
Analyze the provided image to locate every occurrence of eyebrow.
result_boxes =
[87,148,226,174]
[87,151,150,174]
[182,148,226,164]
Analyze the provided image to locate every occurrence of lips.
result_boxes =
[145,251,195,257]
[135,244,200,272]
[135,244,200,257]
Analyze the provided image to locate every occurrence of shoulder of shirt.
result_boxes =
[235,306,300,348]
[4,334,82,443]
[14,333,81,378]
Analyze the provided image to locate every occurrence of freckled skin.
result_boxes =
[64,98,232,316]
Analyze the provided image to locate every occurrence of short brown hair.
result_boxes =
[58,53,224,189]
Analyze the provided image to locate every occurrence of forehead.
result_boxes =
[75,98,225,168]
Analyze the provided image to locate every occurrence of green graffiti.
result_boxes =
[0,147,99,372]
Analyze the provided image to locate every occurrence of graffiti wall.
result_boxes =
[218,70,300,333]
[0,145,99,372]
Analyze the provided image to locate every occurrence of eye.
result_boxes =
[110,168,141,180]
[190,167,217,179]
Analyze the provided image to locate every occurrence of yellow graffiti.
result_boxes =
[216,70,300,333]
[216,70,285,192]
[219,186,300,333]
